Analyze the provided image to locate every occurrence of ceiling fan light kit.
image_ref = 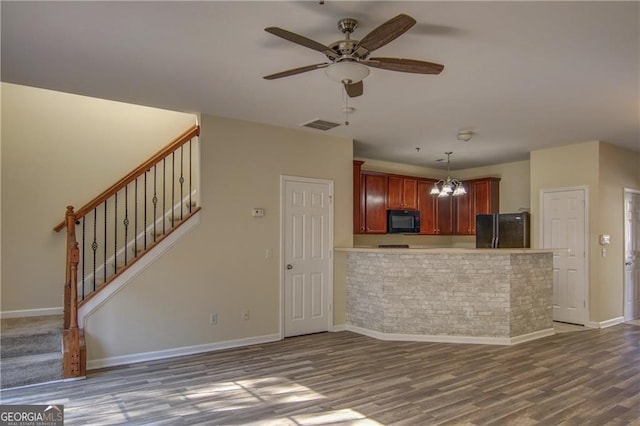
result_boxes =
[324,61,370,84]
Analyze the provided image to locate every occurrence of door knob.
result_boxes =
[286,264,293,270]
[625,261,633,266]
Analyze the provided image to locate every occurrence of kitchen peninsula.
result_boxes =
[336,247,555,345]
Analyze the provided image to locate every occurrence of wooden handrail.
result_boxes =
[54,125,199,232]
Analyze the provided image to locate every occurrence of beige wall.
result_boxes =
[84,114,353,361]
[530,141,600,320]
[530,140,640,323]
[455,160,530,213]
[354,157,530,248]
[598,143,640,321]
[1,83,196,312]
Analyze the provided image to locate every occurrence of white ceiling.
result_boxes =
[2,1,638,170]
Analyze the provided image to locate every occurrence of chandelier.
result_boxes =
[430,152,467,197]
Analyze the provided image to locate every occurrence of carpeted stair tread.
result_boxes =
[1,315,64,389]
[1,331,62,357]
[1,315,63,336]
[0,352,63,388]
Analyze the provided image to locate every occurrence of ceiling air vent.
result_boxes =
[300,118,341,131]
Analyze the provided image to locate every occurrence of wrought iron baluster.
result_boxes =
[153,164,158,242]
[103,200,107,284]
[172,152,175,228]
[92,208,97,292]
[82,217,86,300]
[114,192,118,274]
[163,158,166,235]
[180,145,184,220]
[124,185,129,265]
[189,139,192,213]
[144,171,148,250]
[134,178,138,257]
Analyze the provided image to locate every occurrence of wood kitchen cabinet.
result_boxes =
[454,177,500,235]
[354,161,499,235]
[361,171,388,234]
[417,179,453,234]
[387,175,418,210]
[353,161,364,233]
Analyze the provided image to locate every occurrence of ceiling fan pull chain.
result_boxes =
[343,86,350,126]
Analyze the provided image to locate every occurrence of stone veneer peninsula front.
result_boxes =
[336,247,556,345]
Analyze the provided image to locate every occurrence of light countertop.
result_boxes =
[335,247,560,254]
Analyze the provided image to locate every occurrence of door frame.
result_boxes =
[539,185,590,325]
[279,175,334,339]
[624,187,640,321]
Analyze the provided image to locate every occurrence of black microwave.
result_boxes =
[387,210,420,234]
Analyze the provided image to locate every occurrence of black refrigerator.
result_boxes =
[476,212,530,248]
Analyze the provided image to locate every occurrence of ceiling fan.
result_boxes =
[263,14,444,98]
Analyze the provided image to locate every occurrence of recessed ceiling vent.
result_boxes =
[300,118,341,131]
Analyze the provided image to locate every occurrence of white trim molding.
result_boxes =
[587,317,625,329]
[1,307,63,319]
[346,325,555,346]
[88,333,281,370]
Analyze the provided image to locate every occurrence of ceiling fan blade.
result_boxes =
[344,81,364,98]
[364,57,444,74]
[263,63,329,80]
[355,14,416,54]
[265,27,338,59]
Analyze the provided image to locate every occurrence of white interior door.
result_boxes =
[624,190,640,321]
[542,188,587,325]
[282,176,333,337]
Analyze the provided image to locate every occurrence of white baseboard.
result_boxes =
[509,328,555,344]
[88,333,281,370]
[331,324,346,332]
[346,325,555,346]
[1,307,63,319]
[587,317,625,329]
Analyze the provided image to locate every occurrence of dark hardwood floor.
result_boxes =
[1,325,639,425]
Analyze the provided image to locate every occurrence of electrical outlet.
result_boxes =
[210,313,218,325]
[241,309,250,321]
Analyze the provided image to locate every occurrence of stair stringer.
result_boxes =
[78,210,201,331]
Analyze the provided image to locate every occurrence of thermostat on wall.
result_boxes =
[252,208,265,217]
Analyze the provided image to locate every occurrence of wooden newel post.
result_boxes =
[63,206,83,378]
[63,206,77,330]
[69,241,79,330]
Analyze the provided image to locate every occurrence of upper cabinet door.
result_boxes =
[454,184,475,235]
[387,176,418,210]
[363,172,388,233]
[353,161,365,234]
[417,179,437,234]
[455,177,500,235]
[473,178,500,215]
[402,178,418,210]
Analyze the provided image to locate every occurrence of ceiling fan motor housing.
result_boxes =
[337,18,358,34]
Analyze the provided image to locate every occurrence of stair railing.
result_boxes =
[55,125,200,378]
